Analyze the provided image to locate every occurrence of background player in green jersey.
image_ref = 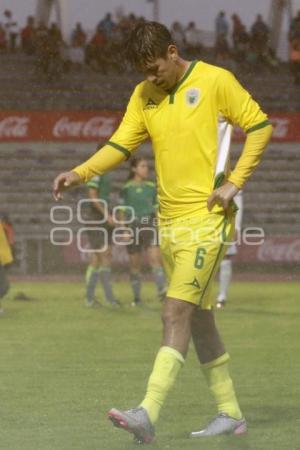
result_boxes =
[84,174,119,307]
[119,156,166,306]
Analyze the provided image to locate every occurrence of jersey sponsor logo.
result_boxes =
[144,98,158,110]
[184,277,201,289]
[185,88,201,107]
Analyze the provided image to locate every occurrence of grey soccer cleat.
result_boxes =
[190,413,247,438]
[108,406,155,444]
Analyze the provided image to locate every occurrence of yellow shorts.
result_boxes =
[159,212,235,309]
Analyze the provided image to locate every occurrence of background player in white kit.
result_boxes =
[216,190,243,308]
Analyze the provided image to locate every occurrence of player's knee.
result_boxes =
[162,298,195,328]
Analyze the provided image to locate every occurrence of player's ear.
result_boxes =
[167,45,178,61]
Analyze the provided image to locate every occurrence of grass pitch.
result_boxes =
[0,280,299,450]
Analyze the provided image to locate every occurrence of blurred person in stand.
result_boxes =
[3,9,18,52]
[231,14,249,64]
[97,12,115,39]
[35,21,49,74]
[185,21,202,58]
[70,22,86,66]
[290,36,300,84]
[0,23,6,50]
[86,26,108,72]
[21,16,36,55]
[215,11,230,61]
[171,21,186,53]
[250,14,277,68]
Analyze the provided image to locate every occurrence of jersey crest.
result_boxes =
[185,88,201,107]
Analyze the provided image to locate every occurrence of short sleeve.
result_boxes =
[217,70,269,133]
[108,85,149,157]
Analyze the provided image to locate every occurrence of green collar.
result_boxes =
[169,60,198,104]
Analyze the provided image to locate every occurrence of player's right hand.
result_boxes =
[53,171,81,201]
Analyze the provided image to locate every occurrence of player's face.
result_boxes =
[140,46,179,92]
[135,160,149,179]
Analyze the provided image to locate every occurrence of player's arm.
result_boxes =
[53,86,148,200]
[208,71,273,211]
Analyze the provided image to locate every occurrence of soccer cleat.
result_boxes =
[106,298,121,307]
[216,298,226,309]
[190,413,247,438]
[216,300,226,309]
[85,298,102,308]
[131,298,142,307]
[108,407,155,444]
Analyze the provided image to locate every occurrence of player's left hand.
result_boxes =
[207,181,239,211]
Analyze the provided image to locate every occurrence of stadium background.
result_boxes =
[0,2,300,450]
[0,0,299,278]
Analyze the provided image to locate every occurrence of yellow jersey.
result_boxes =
[76,61,271,221]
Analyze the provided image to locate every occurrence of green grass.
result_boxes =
[0,281,299,450]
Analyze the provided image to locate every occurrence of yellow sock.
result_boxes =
[140,346,184,424]
[202,353,242,420]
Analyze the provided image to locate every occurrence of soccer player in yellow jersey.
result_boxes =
[53,22,272,443]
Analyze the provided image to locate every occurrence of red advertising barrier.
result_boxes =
[61,236,300,266]
[236,236,300,263]
[0,111,299,142]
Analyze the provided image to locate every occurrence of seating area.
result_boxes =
[1,141,299,236]
[0,53,299,112]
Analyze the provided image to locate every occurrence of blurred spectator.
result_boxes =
[3,9,18,52]
[171,21,186,52]
[290,37,300,84]
[71,22,86,47]
[250,14,269,56]
[215,10,229,39]
[231,14,249,63]
[98,12,115,38]
[70,22,86,66]
[35,21,49,73]
[86,27,108,72]
[289,10,300,41]
[185,21,202,57]
[21,16,36,55]
[215,11,230,60]
[0,23,6,50]
[250,14,277,68]
[35,21,64,80]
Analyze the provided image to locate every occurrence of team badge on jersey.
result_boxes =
[185,88,201,107]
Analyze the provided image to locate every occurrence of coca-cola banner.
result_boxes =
[0,111,122,142]
[236,237,300,263]
[0,111,299,142]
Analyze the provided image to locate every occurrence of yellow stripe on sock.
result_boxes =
[201,352,230,370]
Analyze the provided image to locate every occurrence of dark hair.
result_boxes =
[128,156,147,180]
[125,21,174,68]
